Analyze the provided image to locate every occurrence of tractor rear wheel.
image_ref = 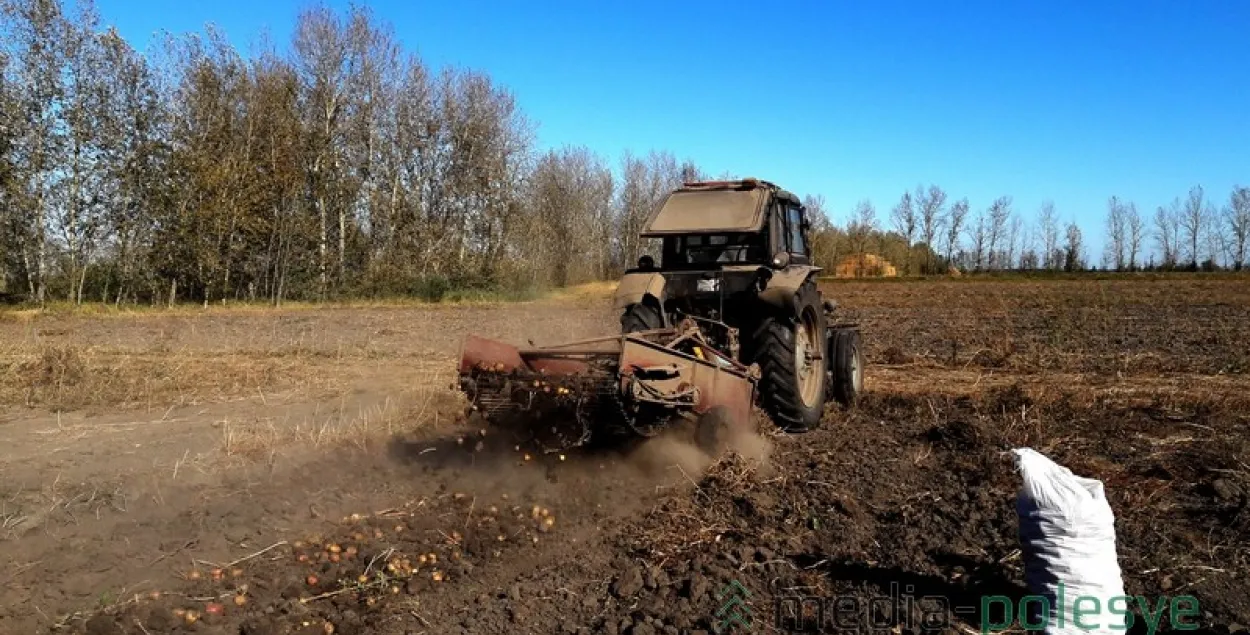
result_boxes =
[621,302,663,333]
[750,281,827,432]
[829,327,864,407]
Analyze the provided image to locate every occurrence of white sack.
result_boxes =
[1012,447,1127,635]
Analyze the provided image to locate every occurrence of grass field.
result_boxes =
[1,276,1247,634]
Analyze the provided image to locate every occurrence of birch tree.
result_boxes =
[1125,201,1143,271]
[1105,196,1127,271]
[1037,201,1060,270]
[1227,186,1250,271]
[915,184,946,273]
[944,197,968,269]
[1180,185,1207,268]
[2,0,69,304]
[890,190,916,274]
[1154,202,1181,269]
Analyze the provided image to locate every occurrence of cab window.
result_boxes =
[661,233,766,268]
[786,206,807,255]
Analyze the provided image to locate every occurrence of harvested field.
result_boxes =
[1,276,1247,635]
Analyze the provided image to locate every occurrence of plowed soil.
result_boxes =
[2,276,1248,635]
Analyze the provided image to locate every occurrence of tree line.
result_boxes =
[2,1,1247,308]
[805,182,1249,277]
[0,0,707,305]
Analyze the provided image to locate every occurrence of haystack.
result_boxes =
[834,254,898,278]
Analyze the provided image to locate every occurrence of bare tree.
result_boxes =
[968,209,987,272]
[1154,201,1181,269]
[803,194,839,270]
[1207,217,1230,270]
[678,160,702,183]
[1228,186,1250,271]
[1180,185,1207,268]
[1036,201,1060,270]
[985,196,1012,270]
[1104,196,1127,271]
[1064,221,1084,272]
[944,197,968,270]
[1125,202,1143,271]
[890,190,916,275]
[615,150,679,270]
[528,145,613,287]
[1018,221,1040,270]
[848,199,877,276]
[1005,215,1023,270]
[915,184,946,273]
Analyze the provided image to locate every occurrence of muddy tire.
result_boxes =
[621,303,663,333]
[829,327,864,407]
[750,281,827,432]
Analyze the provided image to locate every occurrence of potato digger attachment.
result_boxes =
[456,318,758,454]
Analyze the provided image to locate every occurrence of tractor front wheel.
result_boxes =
[621,302,663,333]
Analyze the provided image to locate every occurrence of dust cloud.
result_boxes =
[627,414,774,481]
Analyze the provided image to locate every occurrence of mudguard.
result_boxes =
[757,265,821,313]
[613,271,666,310]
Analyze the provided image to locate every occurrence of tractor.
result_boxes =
[456,178,864,453]
[613,178,863,432]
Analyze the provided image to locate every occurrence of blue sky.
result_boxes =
[98,0,1249,254]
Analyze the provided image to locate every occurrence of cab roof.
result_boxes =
[641,178,800,237]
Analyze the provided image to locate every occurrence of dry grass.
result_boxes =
[217,383,462,463]
[0,479,129,540]
[0,343,344,410]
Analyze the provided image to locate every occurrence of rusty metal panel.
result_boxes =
[619,338,755,424]
[526,357,592,376]
[459,334,525,373]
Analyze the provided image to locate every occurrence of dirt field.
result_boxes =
[1,277,1248,635]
